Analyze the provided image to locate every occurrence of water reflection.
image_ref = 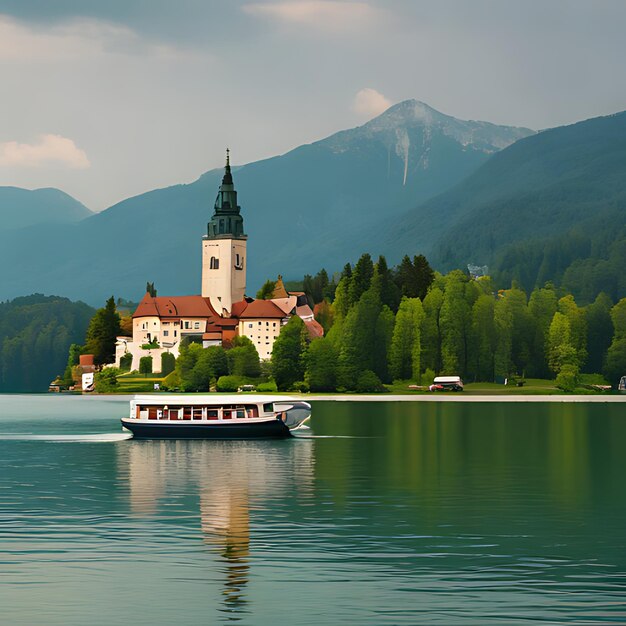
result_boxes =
[119,439,314,620]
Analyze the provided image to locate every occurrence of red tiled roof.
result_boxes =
[304,318,324,339]
[133,294,219,319]
[239,299,286,319]
[202,332,222,340]
[230,299,249,318]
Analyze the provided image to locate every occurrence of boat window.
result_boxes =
[263,403,273,413]
[236,409,245,419]
[207,409,219,419]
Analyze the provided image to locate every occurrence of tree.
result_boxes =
[146,282,157,297]
[388,297,424,381]
[271,316,308,390]
[348,253,374,305]
[305,337,338,391]
[95,367,120,393]
[161,352,175,376]
[547,312,578,374]
[604,298,626,385]
[470,294,496,381]
[256,280,276,300]
[528,286,558,377]
[227,336,261,378]
[314,300,334,334]
[585,293,613,373]
[376,255,400,311]
[139,356,153,375]
[421,287,444,373]
[439,271,472,375]
[494,297,513,379]
[394,254,435,300]
[84,296,121,366]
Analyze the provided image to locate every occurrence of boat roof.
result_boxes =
[132,394,297,405]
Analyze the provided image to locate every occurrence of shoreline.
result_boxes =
[304,394,626,402]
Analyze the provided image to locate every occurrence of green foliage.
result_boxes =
[314,300,334,334]
[0,295,94,392]
[141,340,160,349]
[355,370,386,393]
[289,380,310,393]
[348,253,374,305]
[95,367,120,393]
[394,254,434,301]
[256,380,278,392]
[306,337,338,391]
[176,343,228,392]
[271,316,308,390]
[162,369,181,391]
[226,336,261,378]
[389,297,424,380]
[84,296,121,366]
[160,352,175,376]
[303,269,334,304]
[216,375,242,392]
[421,368,436,385]
[555,364,580,392]
[119,353,133,372]
[256,280,276,300]
[146,282,157,297]
[139,356,153,375]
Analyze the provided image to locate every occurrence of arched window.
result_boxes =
[210,257,219,270]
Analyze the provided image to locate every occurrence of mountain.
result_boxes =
[385,110,626,302]
[0,101,532,304]
[0,187,91,230]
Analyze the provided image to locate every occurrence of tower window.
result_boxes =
[210,256,220,270]
[235,253,244,270]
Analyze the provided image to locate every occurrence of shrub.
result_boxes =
[421,368,436,385]
[119,353,133,372]
[216,375,242,392]
[139,356,153,375]
[141,341,160,350]
[95,367,120,393]
[355,370,386,393]
[161,352,175,376]
[256,380,278,392]
[289,380,310,393]
[556,364,579,392]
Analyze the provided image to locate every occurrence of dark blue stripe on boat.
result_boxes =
[121,418,291,439]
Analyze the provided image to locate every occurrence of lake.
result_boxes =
[1,395,625,625]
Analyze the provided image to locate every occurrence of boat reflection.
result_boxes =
[120,439,315,620]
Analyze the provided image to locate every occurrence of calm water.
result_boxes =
[1,395,625,625]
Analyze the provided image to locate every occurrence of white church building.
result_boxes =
[115,151,322,372]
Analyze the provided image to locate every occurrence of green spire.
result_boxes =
[206,149,246,239]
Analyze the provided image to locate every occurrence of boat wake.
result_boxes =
[0,433,132,442]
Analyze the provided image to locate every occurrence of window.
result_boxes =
[174,331,177,337]
[235,253,244,270]
[184,321,190,329]
[210,256,219,270]
[266,321,269,326]
[194,322,200,329]
[248,323,253,328]
[273,322,276,327]
[263,403,273,413]
[163,331,169,337]
[258,321,262,325]
[164,322,170,326]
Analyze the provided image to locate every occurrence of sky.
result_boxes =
[0,0,625,211]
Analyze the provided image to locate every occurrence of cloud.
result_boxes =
[0,134,90,169]
[0,14,186,62]
[243,1,378,32]
[353,88,392,118]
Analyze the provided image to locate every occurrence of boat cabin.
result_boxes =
[130,395,278,422]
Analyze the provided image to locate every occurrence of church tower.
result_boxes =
[201,150,247,315]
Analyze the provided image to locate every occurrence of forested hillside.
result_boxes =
[386,111,626,303]
[0,295,94,392]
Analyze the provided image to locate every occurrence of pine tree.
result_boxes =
[84,296,121,366]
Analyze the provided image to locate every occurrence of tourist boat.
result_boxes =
[121,394,312,439]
